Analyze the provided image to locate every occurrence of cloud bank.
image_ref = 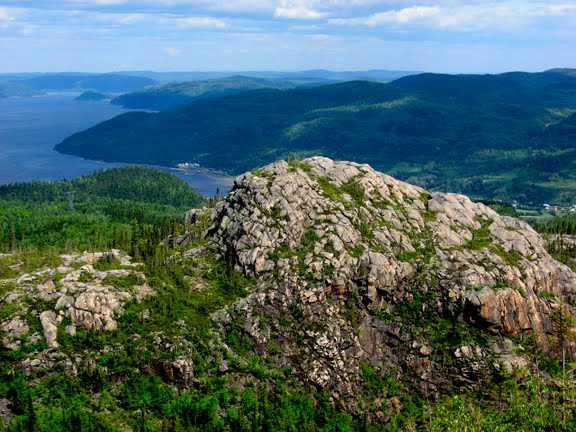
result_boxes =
[0,1,574,72]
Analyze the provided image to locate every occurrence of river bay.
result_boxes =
[0,94,234,196]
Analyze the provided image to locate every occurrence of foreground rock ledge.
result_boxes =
[184,156,576,406]
[1,250,152,352]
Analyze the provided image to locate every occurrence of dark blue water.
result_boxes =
[0,94,234,196]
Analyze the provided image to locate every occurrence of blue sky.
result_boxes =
[0,0,574,73]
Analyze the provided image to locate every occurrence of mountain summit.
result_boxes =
[182,156,576,409]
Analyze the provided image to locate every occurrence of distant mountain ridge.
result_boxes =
[111,72,422,110]
[112,69,421,83]
[0,80,38,97]
[112,75,308,110]
[545,68,576,78]
[0,69,419,99]
[55,70,576,204]
[0,73,157,93]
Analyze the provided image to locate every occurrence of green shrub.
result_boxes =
[94,253,122,271]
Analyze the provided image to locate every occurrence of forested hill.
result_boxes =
[0,166,205,250]
[111,75,312,110]
[0,166,203,207]
[55,70,576,204]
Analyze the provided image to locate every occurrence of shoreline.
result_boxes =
[71,153,234,180]
[168,165,232,179]
[69,155,235,197]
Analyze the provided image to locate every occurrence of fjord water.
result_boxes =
[0,94,233,196]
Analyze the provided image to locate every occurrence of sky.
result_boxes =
[0,0,574,74]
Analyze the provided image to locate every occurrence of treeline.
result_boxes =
[0,166,204,252]
[3,362,576,431]
[531,214,576,271]
[533,214,576,235]
[0,165,204,208]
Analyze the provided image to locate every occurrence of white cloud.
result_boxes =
[0,6,232,40]
[329,2,576,30]
[331,5,448,26]
[202,0,275,13]
[174,16,227,28]
[0,7,17,22]
[546,4,576,14]
[19,26,36,35]
[65,0,129,5]
[274,6,324,19]
[308,33,338,41]
[164,46,181,56]
[116,13,147,24]
[368,6,440,25]
[274,1,325,20]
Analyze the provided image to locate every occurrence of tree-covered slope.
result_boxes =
[55,71,576,203]
[0,166,205,250]
[111,75,308,110]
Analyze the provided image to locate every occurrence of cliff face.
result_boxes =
[185,156,576,407]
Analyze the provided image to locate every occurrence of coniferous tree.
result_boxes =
[25,391,37,432]
[7,220,16,252]
[131,218,141,261]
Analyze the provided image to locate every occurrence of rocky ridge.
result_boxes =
[1,250,152,351]
[182,156,576,407]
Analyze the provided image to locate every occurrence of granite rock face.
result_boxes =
[187,157,576,405]
[0,250,152,350]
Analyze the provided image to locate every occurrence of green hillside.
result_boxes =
[55,71,576,204]
[112,75,315,110]
[0,166,205,250]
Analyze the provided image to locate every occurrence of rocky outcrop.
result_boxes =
[0,317,29,350]
[39,311,61,348]
[158,357,194,388]
[185,157,576,406]
[20,351,78,377]
[0,250,153,350]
